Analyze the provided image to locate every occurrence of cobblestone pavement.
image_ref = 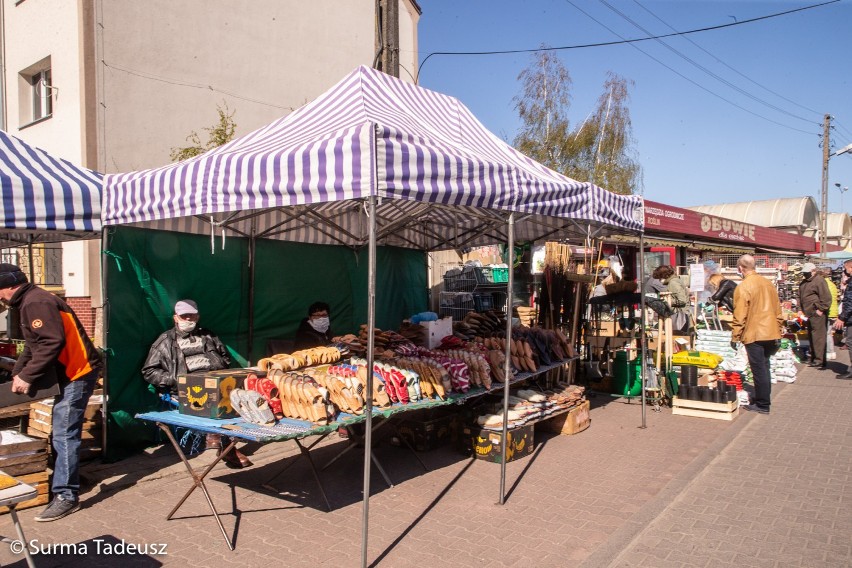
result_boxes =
[588,354,852,568]
[0,354,847,567]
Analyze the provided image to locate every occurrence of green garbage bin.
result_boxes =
[612,349,642,397]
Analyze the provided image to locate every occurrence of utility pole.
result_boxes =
[820,113,831,260]
[379,0,399,78]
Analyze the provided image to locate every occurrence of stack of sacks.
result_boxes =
[719,344,749,372]
[769,342,798,383]
[694,329,736,359]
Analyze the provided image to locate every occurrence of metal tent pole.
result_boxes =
[639,231,647,429]
[247,221,256,365]
[99,228,110,455]
[499,212,515,505]
[361,195,377,568]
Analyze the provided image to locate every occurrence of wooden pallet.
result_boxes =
[672,396,739,421]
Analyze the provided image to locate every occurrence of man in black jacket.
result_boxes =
[799,262,832,369]
[0,263,102,522]
[833,259,852,378]
[294,301,334,350]
[142,299,251,467]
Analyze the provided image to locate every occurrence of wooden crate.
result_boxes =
[536,400,591,435]
[672,396,739,421]
[0,471,50,514]
[0,433,49,476]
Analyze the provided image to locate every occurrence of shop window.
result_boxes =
[18,57,54,128]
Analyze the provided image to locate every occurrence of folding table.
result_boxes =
[0,471,38,568]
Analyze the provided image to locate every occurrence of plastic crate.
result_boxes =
[491,267,509,283]
[473,292,494,312]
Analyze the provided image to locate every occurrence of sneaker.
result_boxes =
[741,404,769,415]
[827,352,837,360]
[34,497,81,522]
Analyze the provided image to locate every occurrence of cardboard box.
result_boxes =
[420,317,453,349]
[536,400,591,436]
[463,423,534,463]
[177,368,262,419]
[396,408,459,451]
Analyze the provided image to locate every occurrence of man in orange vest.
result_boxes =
[0,263,102,521]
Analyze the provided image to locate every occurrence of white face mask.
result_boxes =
[177,319,197,333]
[309,317,330,334]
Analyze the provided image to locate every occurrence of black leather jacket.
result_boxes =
[711,279,737,313]
[839,281,852,326]
[142,326,230,394]
[293,318,333,350]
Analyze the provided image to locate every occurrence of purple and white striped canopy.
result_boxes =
[104,66,642,248]
[0,130,102,247]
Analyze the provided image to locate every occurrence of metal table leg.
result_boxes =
[8,507,36,568]
[261,433,332,511]
[158,423,235,550]
[321,418,394,488]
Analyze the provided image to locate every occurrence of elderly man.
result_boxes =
[0,263,102,521]
[731,255,784,414]
[143,299,252,468]
[833,259,852,379]
[798,262,832,368]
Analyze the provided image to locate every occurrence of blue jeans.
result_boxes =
[51,371,96,501]
[744,340,780,411]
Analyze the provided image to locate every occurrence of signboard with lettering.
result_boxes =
[643,200,815,252]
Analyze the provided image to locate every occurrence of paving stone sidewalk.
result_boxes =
[0,354,845,567]
[583,354,852,568]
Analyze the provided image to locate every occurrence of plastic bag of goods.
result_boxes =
[671,350,724,369]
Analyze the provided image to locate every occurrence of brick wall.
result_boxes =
[66,297,97,339]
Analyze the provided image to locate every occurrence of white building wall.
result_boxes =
[97,0,382,173]
[2,0,83,160]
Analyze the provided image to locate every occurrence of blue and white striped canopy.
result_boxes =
[104,66,642,248]
[0,130,102,247]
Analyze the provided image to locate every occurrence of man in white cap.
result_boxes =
[798,262,832,369]
[142,299,252,467]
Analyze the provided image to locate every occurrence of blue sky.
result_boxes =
[414,0,852,213]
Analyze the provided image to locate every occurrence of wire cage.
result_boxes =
[707,253,806,271]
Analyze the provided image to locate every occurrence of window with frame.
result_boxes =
[31,69,53,121]
[18,56,53,127]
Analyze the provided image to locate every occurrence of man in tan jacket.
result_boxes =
[731,255,784,414]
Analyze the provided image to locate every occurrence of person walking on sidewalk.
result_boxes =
[731,255,784,414]
[799,262,832,368]
[833,259,852,379]
[822,268,839,361]
[0,263,102,522]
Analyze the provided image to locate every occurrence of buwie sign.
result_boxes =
[699,215,756,242]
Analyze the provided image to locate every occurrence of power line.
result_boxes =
[566,0,816,135]
[609,0,815,124]
[102,61,296,111]
[632,0,825,120]
[416,0,839,80]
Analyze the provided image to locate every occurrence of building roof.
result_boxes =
[688,197,819,231]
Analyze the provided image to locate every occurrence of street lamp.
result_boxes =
[836,182,849,213]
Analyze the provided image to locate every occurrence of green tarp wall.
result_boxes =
[104,225,427,460]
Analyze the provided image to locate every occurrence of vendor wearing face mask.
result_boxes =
[294,301,334,350]
[142,299,252,468]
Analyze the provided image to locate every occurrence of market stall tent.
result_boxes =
[0,129,102,248]
[102,65,644,566]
